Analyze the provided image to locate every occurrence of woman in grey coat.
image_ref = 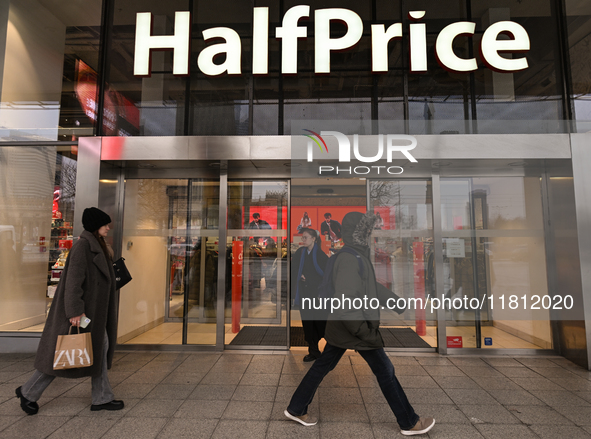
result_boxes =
[16,207,123,415]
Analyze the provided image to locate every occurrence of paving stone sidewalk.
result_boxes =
[1,350,591,438]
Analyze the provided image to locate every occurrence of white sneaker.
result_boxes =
[401,417,435,436]
[284,409,318,426]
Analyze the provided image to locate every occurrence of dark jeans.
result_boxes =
[287,343,419,430]
[301,318,326,357]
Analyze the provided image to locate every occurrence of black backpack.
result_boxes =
[317,246,365,299]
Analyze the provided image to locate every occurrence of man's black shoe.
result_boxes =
[303,354,319,362]
[90,400,124,411]
[15,386,39,415]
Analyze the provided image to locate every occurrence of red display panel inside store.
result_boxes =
[291,207,367,255]
[243,206,288,245]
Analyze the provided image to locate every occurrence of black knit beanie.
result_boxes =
[82,207,111,232]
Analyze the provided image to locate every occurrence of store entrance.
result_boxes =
[114,172,553,351]
[290,178,437,351]
[118,178,220,346]
[223,181,289,348]
[117,177,290,348]
[440,177,553,350]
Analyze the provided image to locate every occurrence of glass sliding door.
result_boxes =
[224,181,289,348]
[440,177,552,350]
[289,177,369,352]
[119,178,219,346]
[369,180,436,349]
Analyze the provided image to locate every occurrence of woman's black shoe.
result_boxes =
[15,386,39,415]
[303,354,319,362]
[91,400,124,411]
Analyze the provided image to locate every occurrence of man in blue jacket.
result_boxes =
[285,212,435,436]
[291,228,328,362]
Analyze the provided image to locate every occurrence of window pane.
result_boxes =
[441,177,552,349]
[1,0,102,141]
[369,180,436,348]
[0,146,77,331]
[120,178,220,345]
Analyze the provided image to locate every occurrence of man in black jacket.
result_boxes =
[284,212,435,436]
[320,213,341,243]
[291,228,328,362]
[248,212,271,230]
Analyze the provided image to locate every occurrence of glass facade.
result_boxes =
[2,0,591,141]
[440,177,551,349]
[0,145,77,331]
[369,180,436,347]
[119,178,220,345]
[225,181,288,346]
[116,178,290,347]
[0,0,103,141]
[102,0,571,136]
[566,0,591,131]
[1,0,591,139]
[1,0,590,361]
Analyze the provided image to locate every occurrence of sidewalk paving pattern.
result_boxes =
[1,351,591,438]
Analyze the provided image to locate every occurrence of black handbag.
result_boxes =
[113,257,132,289]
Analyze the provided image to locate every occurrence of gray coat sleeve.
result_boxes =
[63,240,88,318]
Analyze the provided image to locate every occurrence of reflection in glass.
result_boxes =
[120,179,219,345]
[225,181,288,346]
[1,1,102,141]
[441,177,551,349]
[369,180,436,348]
[0,146,77,332]
[568,1,591,129]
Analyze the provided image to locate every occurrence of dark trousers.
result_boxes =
[301,318,326,357]
[287,343,420,430]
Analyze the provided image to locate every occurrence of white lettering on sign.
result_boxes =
[371,23,402,72]
[252,7,269,74]
[197,27,242,75]
[409,11,427,72]
[133,7,530,76]
[436,22,478,72]
[314,8,363,74]
[134,11,191,76]
[481,21,530,72]
[275,5,310,74]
